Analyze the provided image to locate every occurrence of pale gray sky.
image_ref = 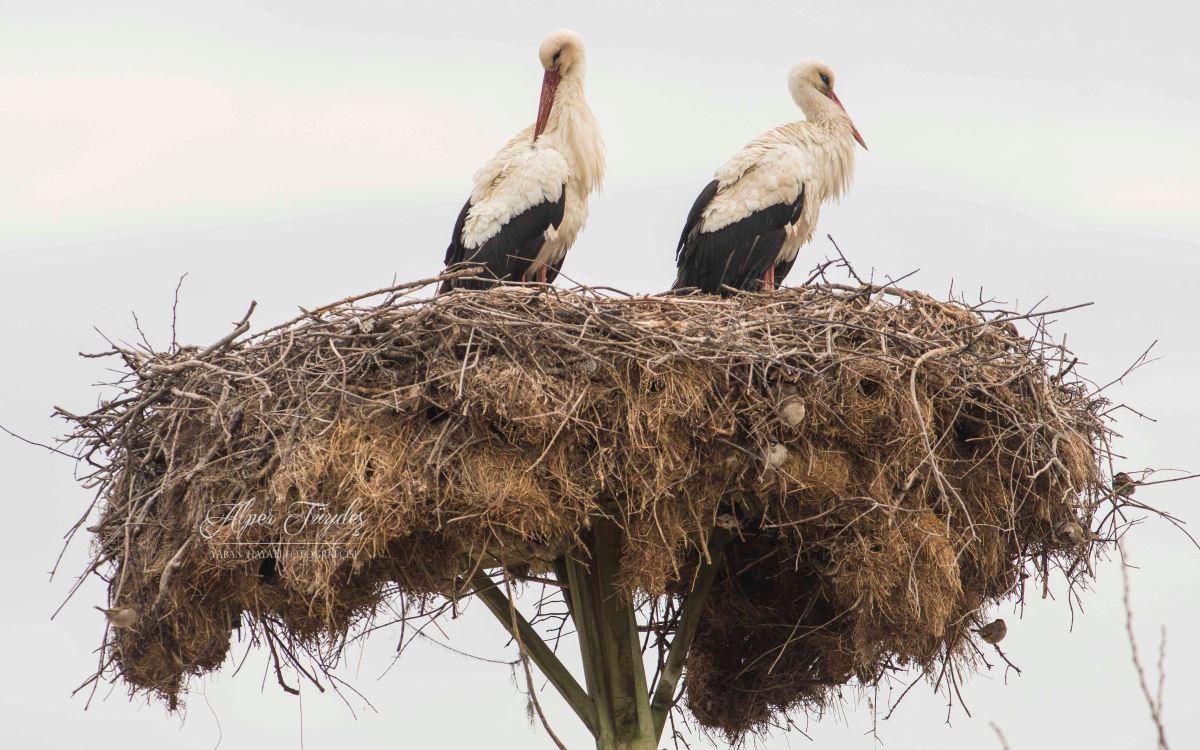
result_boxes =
[2,1,1198,748]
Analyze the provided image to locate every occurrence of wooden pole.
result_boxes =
[565,554,619,748]
[650,527,730,741]
[475,520,729,749]
[469,569,599,736]
[567,518,656,750]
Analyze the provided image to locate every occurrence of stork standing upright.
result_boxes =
[672,61,867,295]
[440,29,605,292]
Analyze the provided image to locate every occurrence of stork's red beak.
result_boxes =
[826,89,868,150]
[534,68,560,140]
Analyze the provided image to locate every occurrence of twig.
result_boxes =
[827,234,865,284]
[1119,540,1170,750]
[502,572,570,750]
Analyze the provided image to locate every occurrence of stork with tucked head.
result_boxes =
[673,61,867,294]
[441,29,605,292]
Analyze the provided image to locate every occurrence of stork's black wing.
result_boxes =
[675,179,720,262]
[440,189,567,293]
[672,184,806,295]
[769,191,809,289]
[439,199,474,293]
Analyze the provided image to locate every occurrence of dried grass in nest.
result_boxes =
[62,273,1132,739]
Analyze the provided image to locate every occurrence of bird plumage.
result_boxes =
[675,178,802,293]
[95,605,140,630]
[1055,520,1086,546]
[1112,471,1137,497]
[442,30,604,293]
[674,61,863,295]
[444,133,570,289]
[974,618,1007,645]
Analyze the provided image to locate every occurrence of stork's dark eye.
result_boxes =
[552,50,561,64]
[819,72,831,87]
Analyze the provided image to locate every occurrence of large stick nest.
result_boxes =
[64,275,1124,739]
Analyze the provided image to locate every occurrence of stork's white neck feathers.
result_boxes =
[779,120,857,202]
[791,84,851,125]
[540,70,605,196]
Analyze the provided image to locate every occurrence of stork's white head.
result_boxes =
[788,60,867,150]
[539,29,585,75]
[534,29,586,139]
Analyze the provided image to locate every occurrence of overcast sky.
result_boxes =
[2,1,1198,748]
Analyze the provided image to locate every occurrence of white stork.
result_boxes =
[673,61,866,294]
[441,29,605,292]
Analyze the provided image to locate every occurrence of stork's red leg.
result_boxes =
[537,264,548,284]
[763,265,775,290]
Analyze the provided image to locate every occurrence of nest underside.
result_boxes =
[67,281,1113,739]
